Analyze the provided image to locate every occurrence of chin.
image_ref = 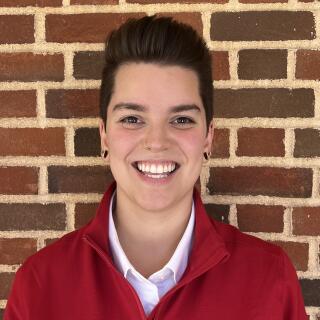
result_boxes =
[135,193,174,212]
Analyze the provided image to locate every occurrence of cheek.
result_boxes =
[107,128,139,154]
[176,130,205,155]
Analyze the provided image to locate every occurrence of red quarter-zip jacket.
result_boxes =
[5,182,308,320]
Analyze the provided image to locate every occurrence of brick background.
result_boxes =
[0,1,319,319]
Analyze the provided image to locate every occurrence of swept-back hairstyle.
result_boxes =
[100,15,213,133]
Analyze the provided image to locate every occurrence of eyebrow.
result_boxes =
[112,103,201,113]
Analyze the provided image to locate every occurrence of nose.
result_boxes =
[143,124,169,152]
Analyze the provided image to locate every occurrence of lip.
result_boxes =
[131,161,180,185]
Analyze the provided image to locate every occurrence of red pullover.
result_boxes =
[5,182,308,320]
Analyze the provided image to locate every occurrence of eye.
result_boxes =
[118,116,144,128]
[172,117,195,126]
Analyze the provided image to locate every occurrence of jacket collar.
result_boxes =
[84,181,230,281]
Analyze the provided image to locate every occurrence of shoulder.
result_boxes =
[19,226,87,276]
[209,216,285,262]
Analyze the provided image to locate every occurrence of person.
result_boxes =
[5,15,307,320]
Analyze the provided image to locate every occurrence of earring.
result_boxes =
[203,152,211,160]
[101,149,108,158]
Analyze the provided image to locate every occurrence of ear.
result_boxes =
[99,118,109,151]
[203,119,214,154]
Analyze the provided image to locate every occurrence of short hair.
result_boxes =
[99,15,213,133]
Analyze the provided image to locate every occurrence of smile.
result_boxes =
[131,161,180,180]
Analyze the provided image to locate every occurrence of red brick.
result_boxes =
[271,241,309,271]
[0,53,64,82]
[0,272,14,299]
[128,0,227,3]
[0,167,38,194]
[211,11,315,41]
[0,0,62,6]
[45,238,60,246]
[157,13,203,36]
[0,238,37,264]
[46,89,100,118]
[212,128,229,158]
[0,15,34,44]
[208,167,312,198]
[46,13,144,43]
[294,129,320,157]
[237,128,285,157]
[300,280,320,308]
[71,0,118,3]
[75,128,100,157]
[296,50,320,80]
[73,51,104,80]
[292,207,320,236]
[211,51,230,80]
[205,203,230,223]
[0,128,65,156]
[0,203,66,231]
[237,205,284,233]
[213,89,314,118]
[238,50,287,80]
[0,91,36,117]
[48,166,114,193]
[75,203,99,229]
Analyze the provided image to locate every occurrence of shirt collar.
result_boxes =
[84,181,230,285]
[108,190,195,284]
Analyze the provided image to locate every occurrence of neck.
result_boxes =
[112,187,193,277]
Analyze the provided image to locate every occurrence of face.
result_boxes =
[99,63,213,213]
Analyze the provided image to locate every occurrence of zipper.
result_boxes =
[147,247,229,319]
[84,235,229,320]
[83,235,148,320]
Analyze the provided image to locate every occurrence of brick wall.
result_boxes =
[0,0,319,319]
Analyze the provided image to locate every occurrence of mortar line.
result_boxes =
[308,238,319,273]
[66,203,75,232]
[2,40,320,53]
[314,88,320,119]
[228,49,239,81]
[201,11,212,45]
[2,78,320,90]
[229,127,238,159]
[0,3,320,14]
[2,155,320,168]
[312,168,320,198]
[37,237,46,251]
[283,207,292,236]
[64,50,75,82]
[36,87,46,122]
[284,128,295,158]
[200,166,210,197]
[34,11,46,44]
[3,117,320,129]
[287,49,295,81]
[0,265,19,273]
[38,166,48,195]
[229,204,238,228]
[65,127,75,157]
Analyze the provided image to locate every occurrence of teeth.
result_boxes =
[150,164,157,173]
[136,162,177,174]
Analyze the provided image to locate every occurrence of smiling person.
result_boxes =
[5,15,307,320]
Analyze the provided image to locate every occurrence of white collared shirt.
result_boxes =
[108,191,195,316]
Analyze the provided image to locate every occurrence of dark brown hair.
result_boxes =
[100,15,213,133]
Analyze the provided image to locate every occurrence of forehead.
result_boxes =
[110,62,202,112]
